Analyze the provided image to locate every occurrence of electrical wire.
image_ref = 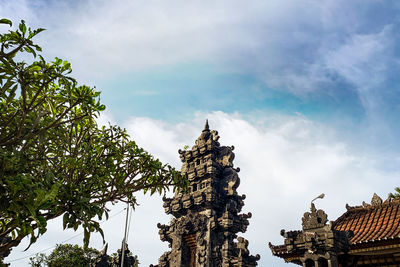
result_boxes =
[6,207,127,263]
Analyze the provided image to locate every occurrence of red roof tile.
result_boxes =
[333,198,400,244]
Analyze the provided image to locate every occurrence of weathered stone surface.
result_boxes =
[270,203,351,267]
[152,121,259,267]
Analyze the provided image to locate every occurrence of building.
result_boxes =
[152,121,260,267]
[269,193,400,267]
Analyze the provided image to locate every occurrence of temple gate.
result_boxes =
[152,121,259,267]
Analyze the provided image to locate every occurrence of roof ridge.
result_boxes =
[343,194,400,212]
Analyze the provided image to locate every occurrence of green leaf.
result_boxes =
[26,204,36,217]
[34,28,45,35]
[0,18,12,26]
[0,78,15,95]
[97,227,105,244]
[28,65,41,72]
[63,213,69,230]
[55,57,62,66]
[98,104,106,111]
[34,44,42,52]
[37,216,46,227]
[19,20,27,35]
[24,46,37,57]
[43,184,59,203]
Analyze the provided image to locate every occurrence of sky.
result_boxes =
[2,0,400,266]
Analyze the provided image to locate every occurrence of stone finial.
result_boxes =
[371,193,383,206]
[384,194,393,204]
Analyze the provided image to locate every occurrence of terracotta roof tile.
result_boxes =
[333,198,400,244]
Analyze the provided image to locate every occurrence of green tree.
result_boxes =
[390,187,400,199]
[29,252,47,267]
[29,243,139,267]
[29,244,99,267]
[0,19,187,259]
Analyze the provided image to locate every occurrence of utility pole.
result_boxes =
[121,202,129,267]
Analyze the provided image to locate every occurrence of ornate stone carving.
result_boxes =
[153,122,259,266]
[346,193,388,210]
[302,203,329,230]
[196,230,207,265]
[174,212,208,236]
[371,193,383,206]
[221,167,240,196]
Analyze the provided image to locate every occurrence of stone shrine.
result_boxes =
[152,121,259,266]
[269,194,400,266]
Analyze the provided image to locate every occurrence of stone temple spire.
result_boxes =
[203,119,209,132]
[152,122,259,267]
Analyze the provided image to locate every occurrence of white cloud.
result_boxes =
[5,0,397,92]
[0,0,38,26]
[320,24,397,145]
[323,25,393,102]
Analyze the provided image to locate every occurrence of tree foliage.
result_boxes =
[390,187,400,199]
[29,252,47,267]
[29,244,99,267]
[0,19,187,258]
[29,243,139,267]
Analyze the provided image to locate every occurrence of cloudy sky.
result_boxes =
[2,0,400,266]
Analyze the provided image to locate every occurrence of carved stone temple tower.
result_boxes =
[152,121,259,267]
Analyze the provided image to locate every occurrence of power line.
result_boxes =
[7,207,127,263]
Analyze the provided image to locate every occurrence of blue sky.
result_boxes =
[100,63,365,123]
[2,0,400,266]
